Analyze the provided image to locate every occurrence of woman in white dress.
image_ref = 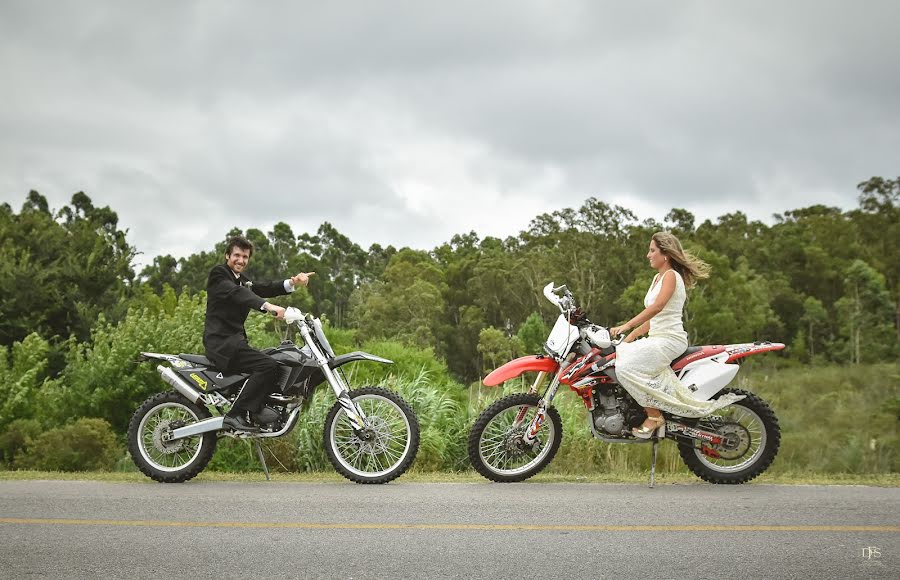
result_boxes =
[610,232,743,439]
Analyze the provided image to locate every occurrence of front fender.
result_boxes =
[329,351,394,370]
[483,355,559,387]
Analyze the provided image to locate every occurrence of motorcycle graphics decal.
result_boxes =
[189,373,209,391]
[528,411,545,438]
[667,422,723,444]
[724,342,786,363]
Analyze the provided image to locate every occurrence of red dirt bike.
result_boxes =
[468,283,783,486]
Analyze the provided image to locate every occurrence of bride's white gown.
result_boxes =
[615,269,744,417]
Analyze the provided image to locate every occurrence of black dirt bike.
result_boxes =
[128,307,420,484]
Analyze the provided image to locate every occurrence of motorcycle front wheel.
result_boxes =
[127,391,217,483]
[323,387,420,484]
[678,388,781,484]
[468,393,562,483]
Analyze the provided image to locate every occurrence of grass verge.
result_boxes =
[0,469,897,486]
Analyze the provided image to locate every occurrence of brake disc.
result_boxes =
[707,422,751,460]
[152,419,187,455]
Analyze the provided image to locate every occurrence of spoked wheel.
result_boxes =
[127,391,217,483]
[468,393,562,483]
[324,387,420,484]
[678,388,780,484]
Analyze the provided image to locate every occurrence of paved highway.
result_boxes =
[1,480,897,579]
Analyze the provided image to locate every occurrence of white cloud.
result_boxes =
[2,0,898,270]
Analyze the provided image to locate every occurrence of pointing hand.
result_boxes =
[291,272,316,287]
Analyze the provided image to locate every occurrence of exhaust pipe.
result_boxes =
[158,365,202,404]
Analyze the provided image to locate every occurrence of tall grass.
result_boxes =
[206,362,898,476]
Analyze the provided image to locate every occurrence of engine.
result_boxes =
[591,385,646,435]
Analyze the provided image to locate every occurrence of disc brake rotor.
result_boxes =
[499,426,540,460]
[351,417,390,455]
[703,422,751,460]
[151,419,187,455]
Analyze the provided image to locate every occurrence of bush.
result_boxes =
[0,418,42,467]
[42,288,207,432]
[16,418,122,471]
[0,333,51,432]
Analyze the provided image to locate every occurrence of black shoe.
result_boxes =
[223,412,260,432]
[251,406,280,425]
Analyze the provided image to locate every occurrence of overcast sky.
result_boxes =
[2,1,898,268]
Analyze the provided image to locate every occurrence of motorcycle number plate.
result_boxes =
[544,315,579,356]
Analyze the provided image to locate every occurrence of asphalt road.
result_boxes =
[0,480,897,579]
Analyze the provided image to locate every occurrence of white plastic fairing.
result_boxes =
[544,315,579,357]
[284,307,304,324]
[584,326,611,348]
[543,282,561,309]
[678,358,740,401]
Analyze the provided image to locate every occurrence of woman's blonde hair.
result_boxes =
[651,231,710,289]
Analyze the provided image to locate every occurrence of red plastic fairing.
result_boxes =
[724,342,785,363]
[483,356,559,387]
[671,346,726,371]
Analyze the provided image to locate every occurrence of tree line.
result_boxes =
[1,177,897,385]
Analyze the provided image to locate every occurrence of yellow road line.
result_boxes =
[1,518,898,533]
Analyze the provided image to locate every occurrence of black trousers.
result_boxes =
[227,343,279,415]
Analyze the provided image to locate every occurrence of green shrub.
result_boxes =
[0,333,51,432]
[42,289,207,432]
[0,418,42,467]
[16,418,122,471]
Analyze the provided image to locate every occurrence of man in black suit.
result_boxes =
[204,236,314,432]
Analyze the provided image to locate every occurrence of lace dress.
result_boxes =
[615,269,744,418]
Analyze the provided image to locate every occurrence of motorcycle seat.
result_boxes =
[179,353,213,366]
[670,346,701,369]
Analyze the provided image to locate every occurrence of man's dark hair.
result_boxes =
[225,236,254,257]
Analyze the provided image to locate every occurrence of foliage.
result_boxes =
[14,418,122,472]
[0,333,52,431]
[517,312,550,355]
[0,419,42,467]
[477,327,523,375]
[347,249,448,351]
[1,178,899,475]
[0,191,135,344]
[39,287,207,432]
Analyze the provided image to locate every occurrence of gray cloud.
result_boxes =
[2,1,898,268]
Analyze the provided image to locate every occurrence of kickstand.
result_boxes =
[253,440,270,481]
[649,437,659,489]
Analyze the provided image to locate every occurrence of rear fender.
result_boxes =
[138,352,190,368]
[483,356,559,387]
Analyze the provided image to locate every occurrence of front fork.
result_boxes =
[520,369,563,445]
[299,325,368,432]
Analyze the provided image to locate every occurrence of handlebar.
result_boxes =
[543,282,576,313]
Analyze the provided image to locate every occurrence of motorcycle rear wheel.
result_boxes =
[468,393,562,483]
[127,391,217,483]
[678,388,780,484]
